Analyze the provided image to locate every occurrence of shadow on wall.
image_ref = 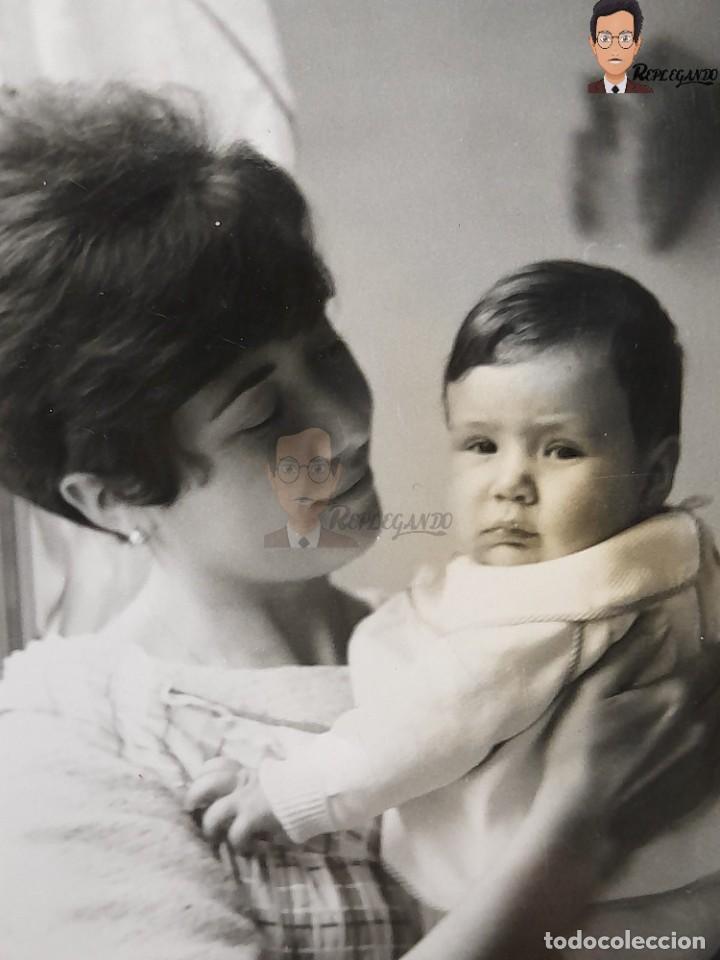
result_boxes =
[574,39,720,251]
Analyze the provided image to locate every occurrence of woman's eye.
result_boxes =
[228,405,280,440]
[466,439,497,455]
[241,414,275,435]
[546,444,583,461]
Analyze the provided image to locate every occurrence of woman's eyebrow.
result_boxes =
[211,362,275,420]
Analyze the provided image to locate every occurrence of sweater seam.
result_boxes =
[558,623,585,693]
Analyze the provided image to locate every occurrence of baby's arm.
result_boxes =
[186,601,508,846]
[187,598,639,849]
[256,601,638,844]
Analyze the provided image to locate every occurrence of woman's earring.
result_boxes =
[127,528,149,547]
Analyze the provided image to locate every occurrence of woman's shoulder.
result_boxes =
[0,631,140,720]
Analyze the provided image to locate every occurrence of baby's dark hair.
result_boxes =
[443,261,683,451]
[590,0,644,41]
[0,83,333,529]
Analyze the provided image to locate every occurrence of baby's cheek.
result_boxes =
[542,482,606,552]
[448,463,484,518]
[551,489,626,553]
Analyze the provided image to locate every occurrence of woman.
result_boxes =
[0,83,718,960]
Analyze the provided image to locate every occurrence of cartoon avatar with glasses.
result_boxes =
[588,0,653,94]
[265,427,358,548]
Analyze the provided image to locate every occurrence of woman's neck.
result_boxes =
[101,560,368,669]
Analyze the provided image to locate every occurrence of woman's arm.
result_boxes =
[403,790,614,960]
[408,833,720,960]
[565,676,720,960]
[401,631,720,960]
[0,709,263,960]
[569,874,720,960]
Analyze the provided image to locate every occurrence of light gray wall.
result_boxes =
[273,0,720,593]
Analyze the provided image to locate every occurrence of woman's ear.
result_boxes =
[59,473,135,538]
[641,436,680,514]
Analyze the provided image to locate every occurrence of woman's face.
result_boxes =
[145,318,378,583]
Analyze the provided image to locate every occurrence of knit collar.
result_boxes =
[411,509,701,631]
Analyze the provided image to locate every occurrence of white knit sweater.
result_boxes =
[0,635,420,958]
[260,509,720,909]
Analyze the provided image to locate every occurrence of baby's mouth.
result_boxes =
[482,525,538,541]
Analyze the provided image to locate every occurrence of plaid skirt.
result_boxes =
[156,667,424,958]
[224,826,422,959]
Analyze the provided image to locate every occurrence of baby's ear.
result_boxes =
[642,436,679,513]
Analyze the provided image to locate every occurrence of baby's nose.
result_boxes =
[491,460,538,505]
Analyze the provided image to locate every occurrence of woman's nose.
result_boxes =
[286,363,372,463]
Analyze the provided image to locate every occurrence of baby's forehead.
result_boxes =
[447,342,633,433]
[493,330,613,365]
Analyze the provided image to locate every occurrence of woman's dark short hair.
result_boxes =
[443,261,683,451]
[0,83,333,529]
[590,0,644,41]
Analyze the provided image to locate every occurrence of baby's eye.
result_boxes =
[466,439,497,455]
[546,444,584,461]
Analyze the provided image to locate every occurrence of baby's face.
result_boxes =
[446,342,650,565]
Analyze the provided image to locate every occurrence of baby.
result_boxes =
[189,260,720,910]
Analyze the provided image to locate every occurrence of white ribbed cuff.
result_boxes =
[259,756,334,843]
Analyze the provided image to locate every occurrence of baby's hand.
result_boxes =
[185,757,283,853]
